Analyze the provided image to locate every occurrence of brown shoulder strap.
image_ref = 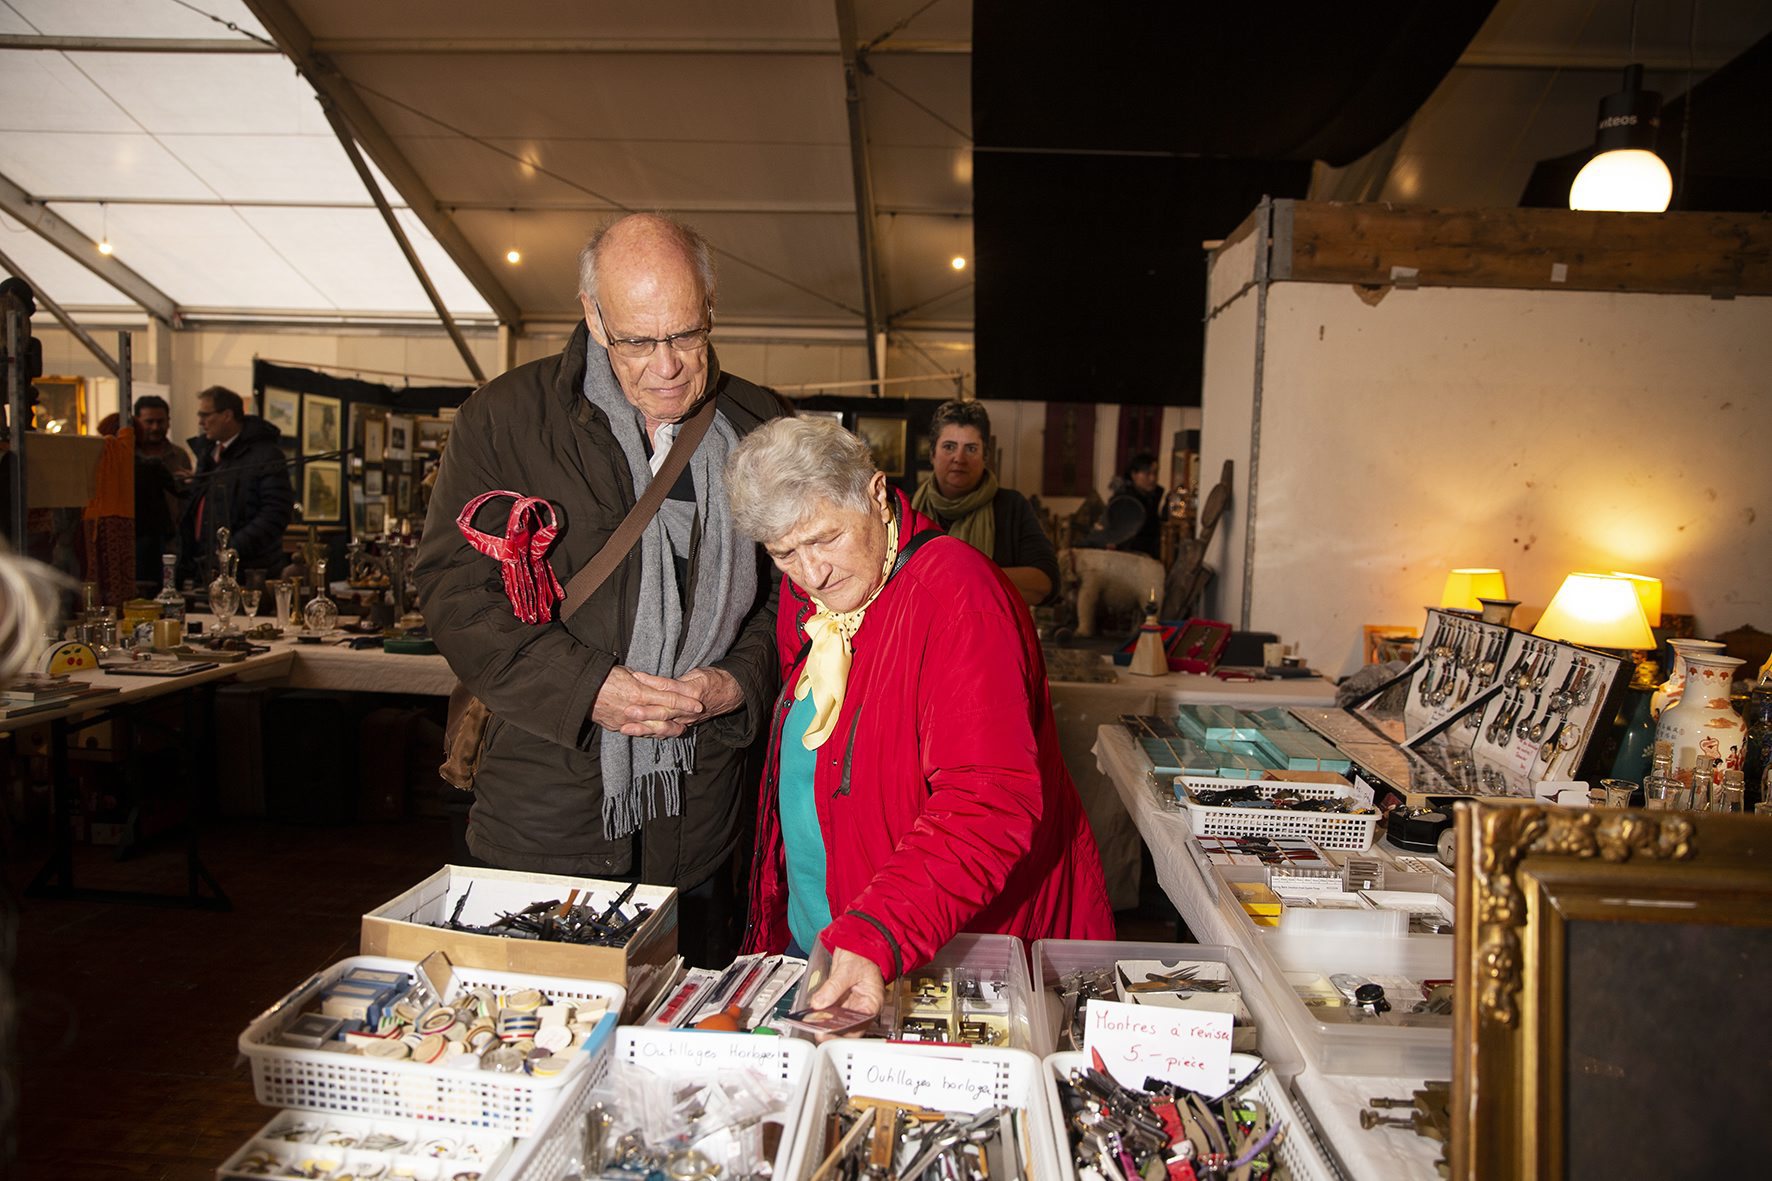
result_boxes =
[559,395,717,621]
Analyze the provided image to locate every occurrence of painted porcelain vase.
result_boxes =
[1654,651,1745,789]
[1650,638,1728,719]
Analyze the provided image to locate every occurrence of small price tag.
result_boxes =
[845,1048,1001,1112]
[1083,998,1233,1095]
[1350,774,1378,809]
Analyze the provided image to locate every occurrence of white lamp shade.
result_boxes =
[1609,571,1663,628]
[1533,573,1656,649]
[1570,149,1672,212]
[1440,568,1508,611]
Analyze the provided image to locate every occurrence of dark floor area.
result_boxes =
[3,810,1181,1181]
[5,814,455,1181]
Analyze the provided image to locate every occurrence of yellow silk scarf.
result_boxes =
[794,512,899,750]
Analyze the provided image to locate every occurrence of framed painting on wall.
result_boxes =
[302,394,341,454]
[854,415,907,477]
[385,413,414,461]
[301,461,342,522]
[264,388,300,439]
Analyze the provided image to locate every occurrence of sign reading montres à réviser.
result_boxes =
[1083,997,1234,1094]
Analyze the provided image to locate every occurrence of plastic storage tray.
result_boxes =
[1239,917,1453,1078]
[238,955,625,1136]
[795,931,1038,1051]
[216,1107,514,1181]
[502,1026,812,1181]
[1172,777,1378,851]
[783,1041,1060,1181]
[1042,1052,1339,1181]
[1028,939,1304,1078]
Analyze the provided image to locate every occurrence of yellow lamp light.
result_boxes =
[1532,573,1656,650]
[1608,571,1662,628]
[1439,568,1508,611]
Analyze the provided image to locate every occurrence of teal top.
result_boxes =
[780,689,833,952]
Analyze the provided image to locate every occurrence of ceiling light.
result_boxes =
[97,201,113,255]
[950,255,966,271]
[505,249,521,265]
[97,239,113,256]
[1570,64,1671,212]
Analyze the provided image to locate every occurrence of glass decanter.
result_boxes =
[303,558,339,633]
[208,527,243,636]
[155,552,185,622]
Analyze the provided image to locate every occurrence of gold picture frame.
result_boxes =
[854,414,906,477]
[1452,799,1772,1179]
[30,375,87,435]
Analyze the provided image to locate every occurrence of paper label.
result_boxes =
[1349,774,1378,809]
[845,1049,1001,1112]
[625,1029,789,1071]
[1083,998,1233,1094]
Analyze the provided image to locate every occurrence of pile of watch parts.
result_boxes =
[579,1062,796,1181]
[1055,1056,1289,1181]
[277,964,609,1073]
[808,1097,1029,1181]
[862,965,1013,1046]
[218,1110,508,1180]
[435,882,654,947]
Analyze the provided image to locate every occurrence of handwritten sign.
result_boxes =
[625,1029,790,1072]
[1083,998,1233,1095]
[846,1048,1002,1113]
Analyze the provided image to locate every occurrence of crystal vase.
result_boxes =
[208,527,242,636]
[303,558,339,633]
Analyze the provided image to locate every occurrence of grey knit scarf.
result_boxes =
[582,338,756,839]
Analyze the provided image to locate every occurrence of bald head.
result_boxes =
[577,213,716,309]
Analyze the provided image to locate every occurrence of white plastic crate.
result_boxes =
[783,1041,1060,1181]
[1043,1052,1339,1181]
[216,1107,514,1180]
[1028,939,1303,1078]
[1173,777,1378,851]
[238,955,625,1136]
[501,1025,812,1181]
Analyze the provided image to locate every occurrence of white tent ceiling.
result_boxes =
[1,0,1767,344]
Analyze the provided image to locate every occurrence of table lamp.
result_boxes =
[1532,572,1656,650]
[1609,571,1662,628]
[1536,573,1658,783]
[1440,568,1508,612]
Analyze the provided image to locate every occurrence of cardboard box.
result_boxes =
[360,865,677,995]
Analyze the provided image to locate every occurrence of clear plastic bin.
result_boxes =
[1027,939,1304,1079]
[216,1108,513,1180]
[796,931,1037,1050]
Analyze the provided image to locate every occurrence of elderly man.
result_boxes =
[415,214,784,964]
[178,385,293,581]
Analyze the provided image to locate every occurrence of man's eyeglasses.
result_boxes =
[594,301,711,360]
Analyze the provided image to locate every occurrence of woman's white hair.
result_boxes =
[727,417,879,542]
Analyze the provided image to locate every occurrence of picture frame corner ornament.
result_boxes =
[1473,802,1696,1028]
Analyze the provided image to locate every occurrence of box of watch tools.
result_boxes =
[1287,607,1633,805]
[361,864,677,1007]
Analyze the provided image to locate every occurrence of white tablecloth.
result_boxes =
[1049,664,1336,910]
[1093,723,1443,1180]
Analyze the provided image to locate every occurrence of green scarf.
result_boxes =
[912,470,997,558]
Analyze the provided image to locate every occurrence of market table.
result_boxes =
[1047,663,1336,909]
[1094,722,1442,1181]
[7,647,298,909]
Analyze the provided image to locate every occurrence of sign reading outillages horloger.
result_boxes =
[1083,998,1234,1095]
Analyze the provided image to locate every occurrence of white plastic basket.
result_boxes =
[1173,778,1378,851]
[783,1041,1060,1181]
[238,955,625,1137]
[1043,1051,1340,1181]
[215,1107,515,1181]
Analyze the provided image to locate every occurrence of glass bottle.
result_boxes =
[1741,682,1772,811]
[1714,769,1745,813]
[1641,745,1675,810]
[303,558,338,633]
[1691,754,1715,811]
[208,527,242,635]
[155,554,185,622]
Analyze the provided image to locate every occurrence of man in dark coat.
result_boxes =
[414,214,785,964]
[179,386,293,582]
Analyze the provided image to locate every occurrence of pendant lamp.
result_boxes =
[1569,64,1672,213]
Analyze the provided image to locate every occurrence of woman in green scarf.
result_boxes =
[909,400,1059,607]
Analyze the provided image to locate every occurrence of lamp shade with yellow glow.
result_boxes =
[1608,572,1662,628]
[1532,573,1656,650]
[1440,568,1508,611]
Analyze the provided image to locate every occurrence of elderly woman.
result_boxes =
[727,417,1113,1016]
[911,400,1060,607]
